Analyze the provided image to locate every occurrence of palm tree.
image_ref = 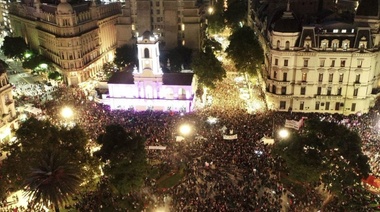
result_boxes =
[23,152,81,212]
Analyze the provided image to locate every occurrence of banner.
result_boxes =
[284,119,302,130]
[148,146,167,150]
[175,136,185,142]
[223,134,238,140]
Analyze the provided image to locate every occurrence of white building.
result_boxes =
[104,31,196,112]
[255,1,380,115]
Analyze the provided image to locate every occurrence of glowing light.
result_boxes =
[61,107,73,119]
[179,124,192,136]
[207,116,218,124]
[278,129,289,139]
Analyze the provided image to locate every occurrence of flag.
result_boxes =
[285,119,300,130]
[223,134,238,140]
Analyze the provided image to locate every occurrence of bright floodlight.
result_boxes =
[278,129,289,139]
[61,107,73,119]
[179,124,192,136]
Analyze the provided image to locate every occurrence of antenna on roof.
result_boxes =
[287,0,290,12]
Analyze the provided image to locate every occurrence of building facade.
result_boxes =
[104,31,196,112]
[8,0,121,85]
[0,66,17,142]
[118,0,205,51]
[252,1,380,115]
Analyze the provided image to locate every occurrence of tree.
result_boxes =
[95,124,148,195]
[113,44,137,68]
[224,0,248,29]
[0,118,98,202]
[22,54,52,72]
[226,26,264,76]
[168,46,193,72]
[1,36,28,60]
[192,46,226,89]
[23,152,81,212]
[206,0,225,34]
[273,119,370,197]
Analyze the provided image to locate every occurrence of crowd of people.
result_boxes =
[2,71,380,211]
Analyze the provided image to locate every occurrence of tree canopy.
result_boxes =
[224,0,248,29]
[0,117,98,202]
[95,124,148,195]
[206,0,225,34]
[22,54,52,71]
[1,36,28,60]
[167,46,193,72]
[113,44,137,68]
[226,26,264,76]
[192,46,226,89]
[273,119,370,196]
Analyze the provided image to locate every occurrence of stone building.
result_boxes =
[252,0,380,115]
[0,64,17,141]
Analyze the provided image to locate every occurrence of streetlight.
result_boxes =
[61,107,73,119]
[278,128,289,139]
[179,124,192,136]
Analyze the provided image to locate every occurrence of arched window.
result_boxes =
[144,48,150,58]
[285,41,290,50]
[277,40,280,49]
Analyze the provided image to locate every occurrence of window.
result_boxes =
[304,59,308,67]
[300,101,304,110]
[351,103,356,111]
[275,58,278,66]
[302,73,307,82]
[283,72,287,81]
[320,59,325,67]
[156,1,159,6]
[331,60,335,67]
[156,9,160,14]
[354,88,359,96]
[284,59,288,66]
[325,102,330,110]
[337,87,342,95]
[318,73,323,82]
[300,87,306,95]
[285,41,290,50]
[273,71,277,79]
[355,74,360,83]
[277,40,280,49]
[332,42,338,51]
[328,73,333,82]
[340,60,346,67]
[317,87,322,95]
[339,73,344,83]
[335,102,340,110]
[280,101,286,109]
[327,87,332,95]
[281,86,287,95]
[315,101,320,110]
[357,59,363,68]
[272,85,276,93]
[144,48,150,58]
[322,42,327,51]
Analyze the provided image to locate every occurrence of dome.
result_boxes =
[142,31,153,39]
[272,10,300,33]
[57,0,73,15]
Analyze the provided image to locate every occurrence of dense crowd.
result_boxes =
[2,72,380,211]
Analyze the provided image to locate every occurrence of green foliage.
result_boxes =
[192,46,226,89]
[22,54,52,71]
[114,44,137,68]
[0,59,9,71]
[206,0,225,34]
[226,26,264,75]
[1,36,28,60]
[95,124,148,195]
[48,71,62,81]
[224,0,248,29]
[273,119,370,196]
[168,46,193,72]
[23,152,81,210]
[0,117,98,200]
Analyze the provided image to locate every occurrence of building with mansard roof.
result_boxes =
[103,31,196,112]
[252,0,380,115]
